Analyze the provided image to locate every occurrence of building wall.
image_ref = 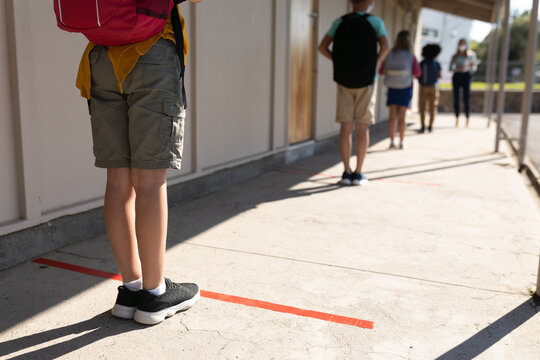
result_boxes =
[194,0,273,170]
[0,2,19,226]
[0,0,419,236]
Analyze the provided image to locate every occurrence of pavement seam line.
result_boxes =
[182,243,528,297]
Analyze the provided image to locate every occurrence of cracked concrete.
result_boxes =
[0,115,539,359]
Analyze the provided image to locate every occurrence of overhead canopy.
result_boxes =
[422,0,499,23]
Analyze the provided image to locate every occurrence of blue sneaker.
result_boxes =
[352,172,368,185]
[340,171,353,185]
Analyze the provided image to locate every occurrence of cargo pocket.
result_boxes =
[159,96,185,145]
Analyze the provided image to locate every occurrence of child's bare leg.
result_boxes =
[105,168,141,282]
[354,123,370,173]
[388,105,397,143]
[131,168,168,290]
[339,122,354,173]
[398,106,407,142]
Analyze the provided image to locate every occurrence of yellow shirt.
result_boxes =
[76,6,188,99]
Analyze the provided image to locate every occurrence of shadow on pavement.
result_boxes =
[435,295,540,360]
[0,150,347,340]
[370,154,506,181]
[0,311,140,360]
[364,153,497,174]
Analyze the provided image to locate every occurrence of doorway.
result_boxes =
[289,0,317,144]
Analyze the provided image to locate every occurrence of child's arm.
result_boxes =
[318,35,333,61]
[377,35,389,65]
[412,56,421,78]
[378,60,385,75]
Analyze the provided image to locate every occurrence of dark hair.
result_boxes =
[392,31,411,51]
[422,44,441,59]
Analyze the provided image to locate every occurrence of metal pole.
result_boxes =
[494,0,511,153]
[518,0,539,169]
[485,0,502,127]
[484,26,497,125]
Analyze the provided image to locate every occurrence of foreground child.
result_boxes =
[56,0,203,325]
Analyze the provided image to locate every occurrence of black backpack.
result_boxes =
[332,13,378,88]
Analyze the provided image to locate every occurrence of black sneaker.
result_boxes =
[340,171,353,185]
[428,126,433,133]
[111,286,139,319]
[419,126,425,133]
[134,278,200,325]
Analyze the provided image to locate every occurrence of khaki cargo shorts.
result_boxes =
[89,39,185,169]
[336,84,376,125]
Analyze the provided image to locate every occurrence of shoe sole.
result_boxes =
[340,179,352,185]
[111,304,137,320]
[353,179,368,186]
[133,290,201,325]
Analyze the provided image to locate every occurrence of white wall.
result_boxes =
[0,2,19,225]
[194,0,273,170]
[19,1,104,214]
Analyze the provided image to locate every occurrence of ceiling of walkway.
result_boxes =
[422,0,499,22]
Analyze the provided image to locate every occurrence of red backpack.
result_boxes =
[54,0,174,46]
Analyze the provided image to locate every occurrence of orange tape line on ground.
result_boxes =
[33,258,122,281]
[201,290,373,329]
[32,258,373,330]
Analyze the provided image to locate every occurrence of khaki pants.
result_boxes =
[418,85,439,127]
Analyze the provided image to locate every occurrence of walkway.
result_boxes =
[1,114,539,359]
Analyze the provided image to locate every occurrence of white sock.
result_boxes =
[123,278,143,291]
[147,279,166,296]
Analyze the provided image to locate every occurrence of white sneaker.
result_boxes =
[399,141,406,150]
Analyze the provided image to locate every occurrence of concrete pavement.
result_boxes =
[1,114,539,359]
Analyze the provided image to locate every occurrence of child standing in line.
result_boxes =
[379,30,421,149]
[318,0,389,185]
[57,0,203,325]
[418,44,442,133]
